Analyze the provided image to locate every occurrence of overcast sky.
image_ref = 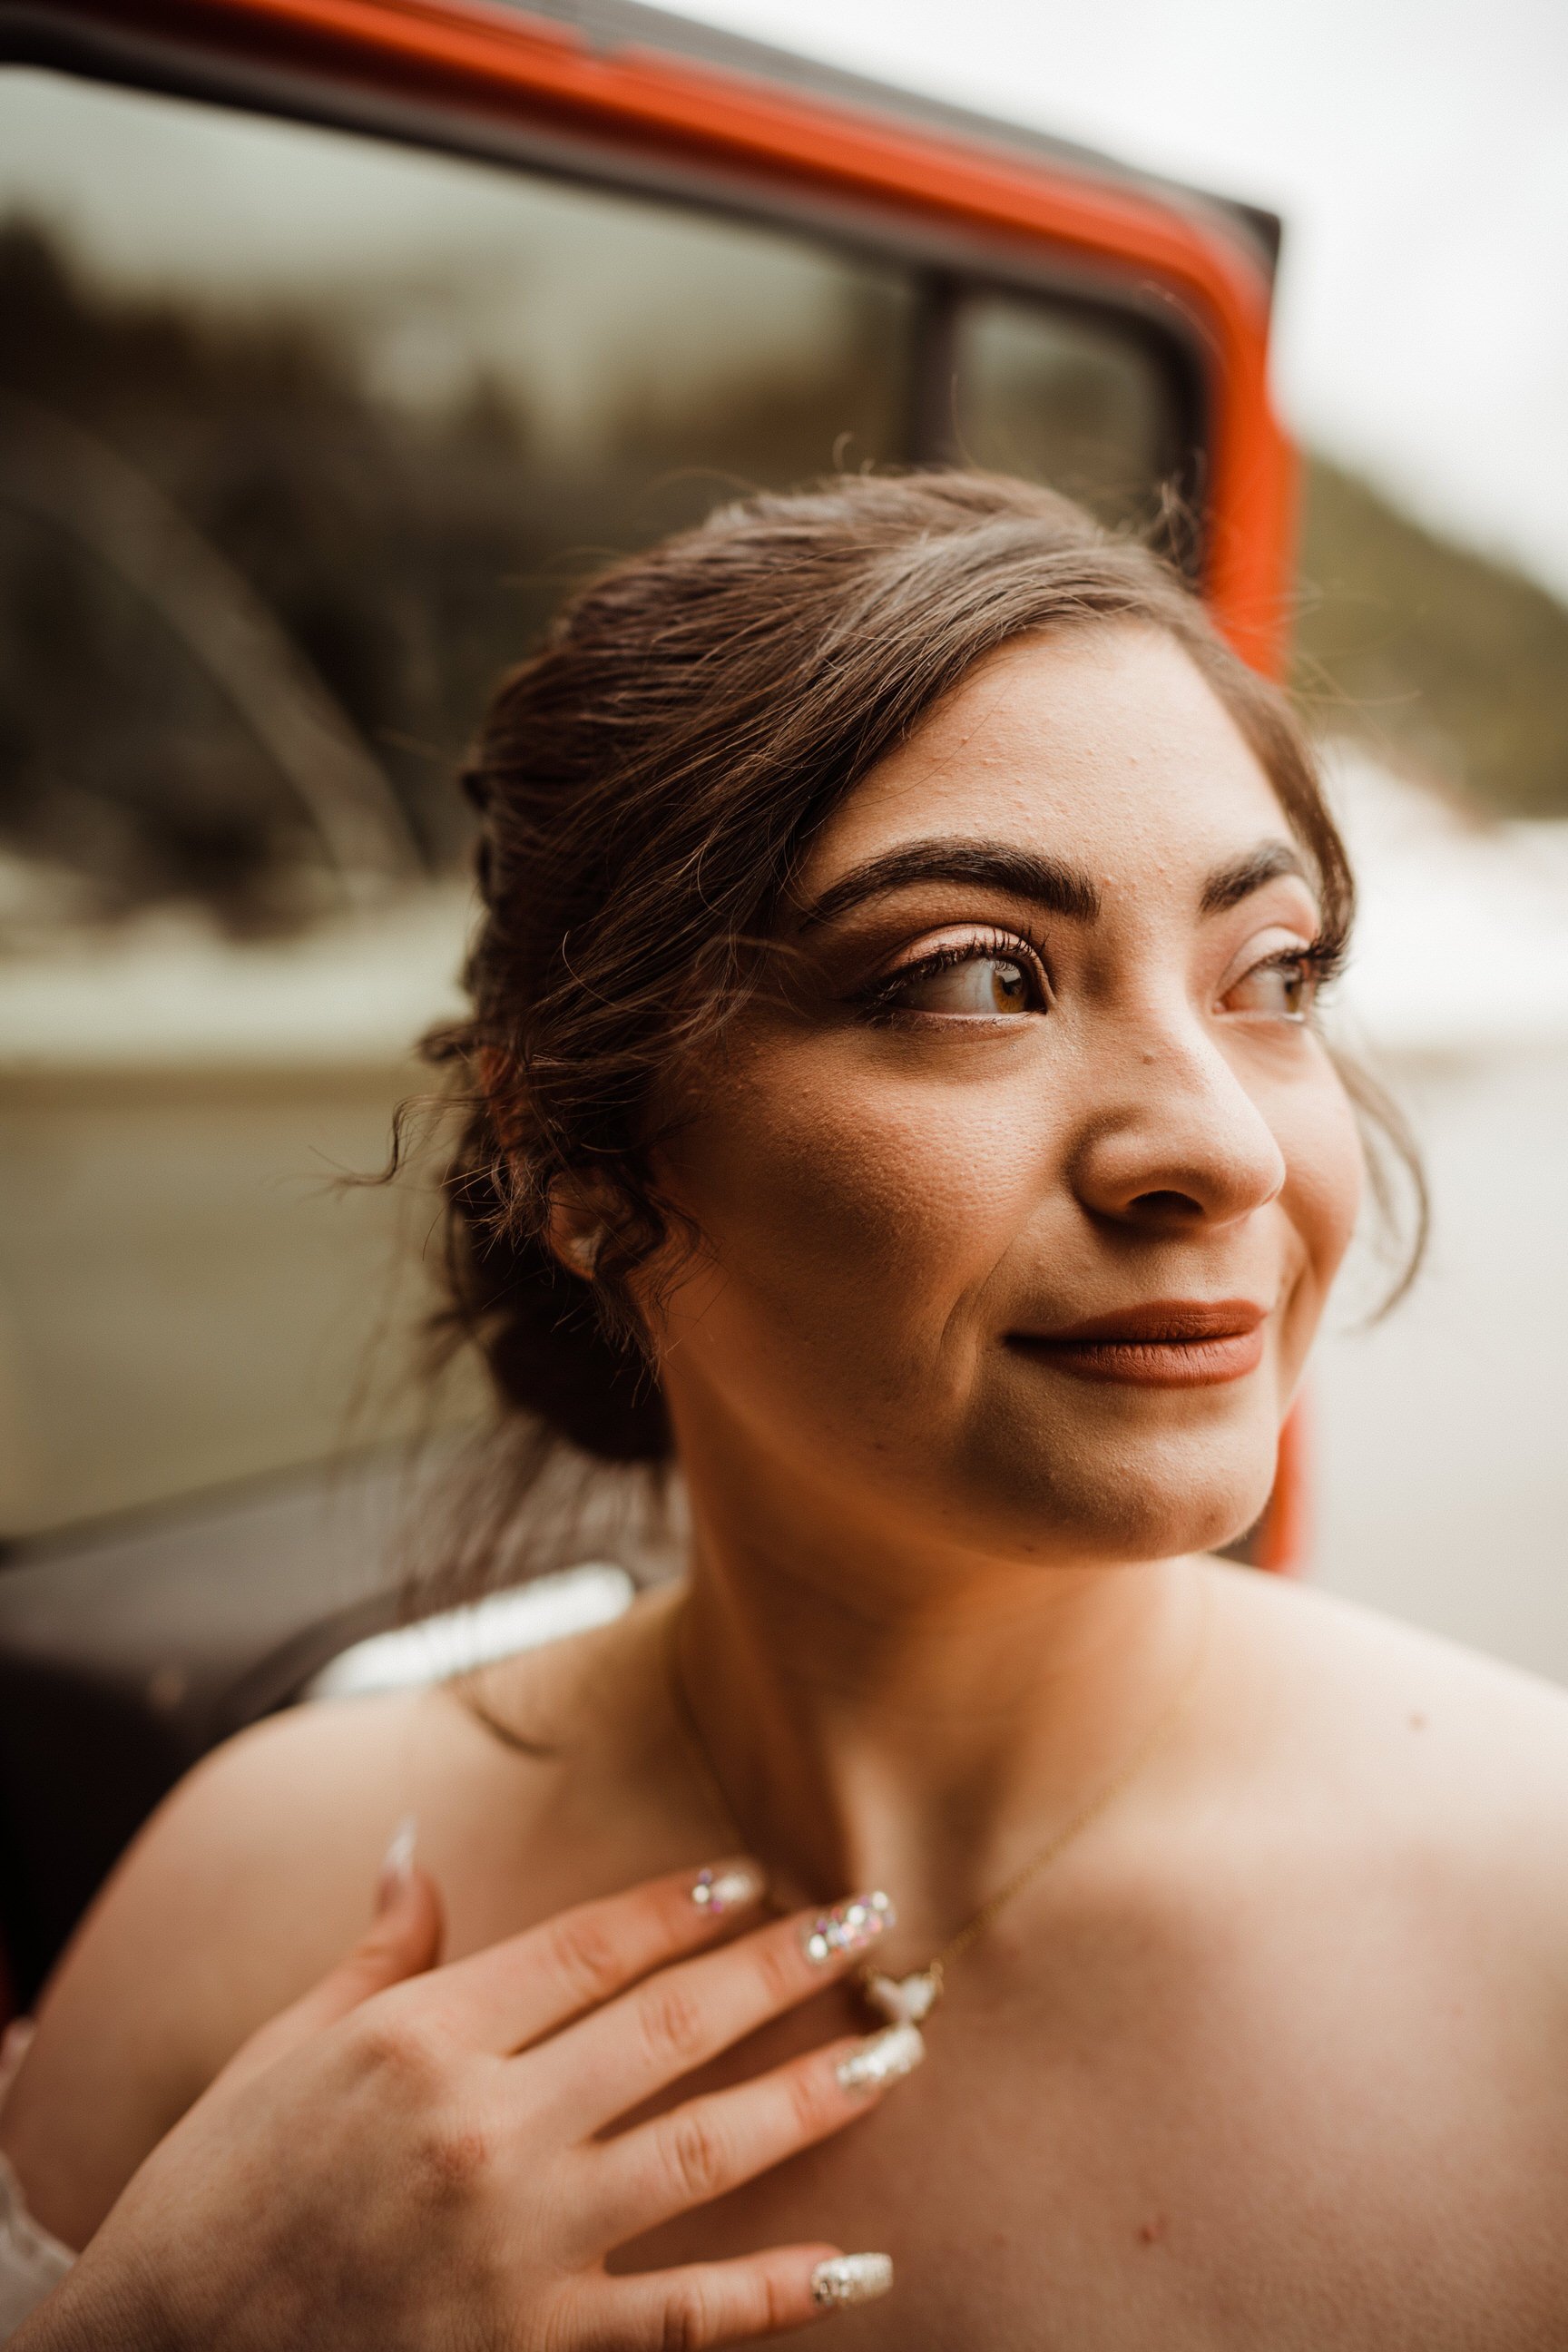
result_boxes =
[668,0,1568,600]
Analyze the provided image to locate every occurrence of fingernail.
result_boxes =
[376,1815,416,1913]
[689,1859,766,1916]
[836,2021,926,2094]
[810,2253,894,2309]
[801,1890,894,1965]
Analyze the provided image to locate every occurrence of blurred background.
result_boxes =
[2,0,1565,1676]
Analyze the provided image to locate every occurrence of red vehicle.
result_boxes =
[0,0,1301,2014]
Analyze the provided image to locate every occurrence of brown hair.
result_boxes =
[420,470,1418,1575]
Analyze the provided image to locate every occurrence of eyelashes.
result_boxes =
[850,926,1346,1025]
[1302,937,1347,988]
[854,926,1050,1022]
[1258,936,1348,1000]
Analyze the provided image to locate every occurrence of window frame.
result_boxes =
[0,0,1290,666]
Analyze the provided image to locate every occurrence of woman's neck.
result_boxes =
[670,1481,1207,1955]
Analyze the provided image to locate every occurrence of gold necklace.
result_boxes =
[664,1586,1210,2031]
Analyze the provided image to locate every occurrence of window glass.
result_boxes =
[0,68,913,1534]
[953,291,1182,527]
[0,70,1193,1539]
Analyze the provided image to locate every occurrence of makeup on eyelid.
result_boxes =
[842,926,1333,1028]
[858,926,1049,1019]
[801,858,1329,1003]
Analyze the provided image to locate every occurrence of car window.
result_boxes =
[954,290,1183,524]
[0,65,1191,1539]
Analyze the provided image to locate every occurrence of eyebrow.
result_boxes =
[1199,839,1313,914]
[794,840,1102,931]
[792,833,1316,936]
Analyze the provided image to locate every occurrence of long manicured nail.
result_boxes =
[836,2021,926,2093]
[689,1859,766,1916]
[376,1815,416,1913]
[810,2253,894,2309]
[801,1890,895,1965]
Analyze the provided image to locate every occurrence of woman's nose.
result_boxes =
[1067,1030,1288,1232]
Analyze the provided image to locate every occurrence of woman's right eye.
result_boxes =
[880,946,1046,1018]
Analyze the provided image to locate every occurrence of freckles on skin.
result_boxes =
[657,1031,1025,1436]
[651,625,1367,1563]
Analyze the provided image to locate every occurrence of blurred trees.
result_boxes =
[0,221,549,923]
[1297,457,1568,816]
[3,216,1563,937]
[0,221,908,928]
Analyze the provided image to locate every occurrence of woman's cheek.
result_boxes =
[662,1048,1036,1343]
[1275,1060,1366,1367]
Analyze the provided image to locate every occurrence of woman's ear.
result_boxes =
[544,1181,608,1280]
[476,1049,608,1280]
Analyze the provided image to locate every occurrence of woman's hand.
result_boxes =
[15,1846,908,2350]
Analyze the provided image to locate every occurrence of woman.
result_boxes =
[5,471,1567,2347]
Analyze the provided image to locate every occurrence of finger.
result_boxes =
[410,1856,767,2054]
[587,2245,895,2346]
[585,2024,923,2247]
[219,1819,443,2090]
[530,1893,895,2137]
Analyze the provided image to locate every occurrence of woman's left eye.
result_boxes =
[1223,951,1318,1022]
[877,945,1045,1018]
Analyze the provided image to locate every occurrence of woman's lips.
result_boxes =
[1010,1299,1268,1388]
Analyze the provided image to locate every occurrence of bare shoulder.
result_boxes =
[1210,1559,1568,1919]
[0,1683,483,2245]
[0,1592,680,2246]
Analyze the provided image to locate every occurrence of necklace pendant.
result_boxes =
[860,1963,943,2026]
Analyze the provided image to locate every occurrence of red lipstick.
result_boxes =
[1012,1299,1267,1387]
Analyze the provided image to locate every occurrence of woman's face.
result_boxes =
[646,624,1363,1567]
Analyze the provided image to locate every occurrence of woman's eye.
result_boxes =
[887,949,1043,1017]
[1225,954,1315,1022]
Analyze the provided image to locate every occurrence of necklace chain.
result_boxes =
[663,1583,1211,1999]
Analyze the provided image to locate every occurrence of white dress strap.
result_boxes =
[0,2023,77,2338]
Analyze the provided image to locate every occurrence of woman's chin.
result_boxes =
[954,1409,1281,1565]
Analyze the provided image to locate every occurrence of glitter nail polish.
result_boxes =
[801,1889,895,1965]
[686,1862,766,1919]
[810,2253,894,2309]
[836,2021,926,2093]
[689,1861,765,1916]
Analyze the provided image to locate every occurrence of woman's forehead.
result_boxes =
[802,624,1292,898]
